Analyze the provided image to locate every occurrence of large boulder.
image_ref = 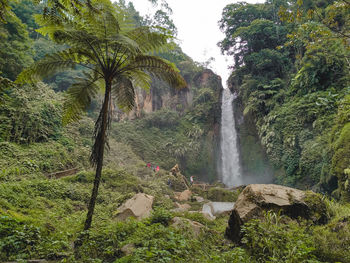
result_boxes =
[225,184,329,243]
[115,193,154,221]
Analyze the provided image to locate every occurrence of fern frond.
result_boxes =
[62,71,100,125]
[111,75,135,112]
[126,26,169,53]
[82,6,120,38]
[16,50,80,84]
[129,70,152,91]
[109,35,141,56]
[125,55,186,89]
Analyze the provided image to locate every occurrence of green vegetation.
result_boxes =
[0,0,349,262]
[17,0,186,230]
[1,171,349,262]
[220,0,350,198]
[0,169,230,262]
[241,211,318,262]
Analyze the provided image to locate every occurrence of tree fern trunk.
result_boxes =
[84,81,111,231]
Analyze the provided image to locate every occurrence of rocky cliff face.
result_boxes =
[116,69,221,120]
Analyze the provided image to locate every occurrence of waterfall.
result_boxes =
[220,88,241,187]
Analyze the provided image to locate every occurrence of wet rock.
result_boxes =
[115,193,154,221]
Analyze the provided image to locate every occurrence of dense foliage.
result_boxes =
[220,0,350,200]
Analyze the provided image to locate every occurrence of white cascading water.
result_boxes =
[220,88,241,187]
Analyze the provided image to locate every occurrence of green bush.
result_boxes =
[115,223,192,263]
[241,211,319,262]
[149,208,173,226]
[0,214,69,261]
[0,215,41,260]
[312,199,350,262]
[0,83,62,144]
[207,187,239,202]
[209,247,252,263]
[142,109,180,129]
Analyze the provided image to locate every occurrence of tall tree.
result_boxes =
[0,11,33,80]
[17,0,186,230]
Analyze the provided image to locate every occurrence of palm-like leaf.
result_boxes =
[126,26,170,53]
[63,71,100,124]
[122,55,186,89]
[111,75,135,112]
[16,50,79,84]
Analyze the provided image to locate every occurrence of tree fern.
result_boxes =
[16,0,186,231]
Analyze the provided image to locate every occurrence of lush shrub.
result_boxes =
[0,215,40,260]
[312,200,350,262]
[0,83,62,144]
[0,214,69,261]
[142,109,180,129]
[115,223,192,263]
[209,247,252,263]
[241,211,319,262]
[207,187,239,202]
[149,208,173,226]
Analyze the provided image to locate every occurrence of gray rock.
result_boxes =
[202,202,234,217]
[194,196,205,202]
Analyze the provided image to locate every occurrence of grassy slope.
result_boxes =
[1,165,350,262]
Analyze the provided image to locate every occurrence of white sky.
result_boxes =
[129,0,265,87]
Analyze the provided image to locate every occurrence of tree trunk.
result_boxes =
[83,81,111,231]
